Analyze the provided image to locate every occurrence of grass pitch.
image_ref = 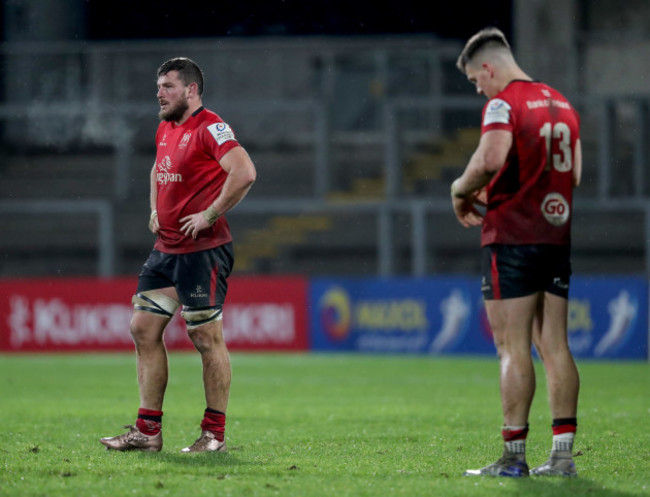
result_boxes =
[0,353,648,497]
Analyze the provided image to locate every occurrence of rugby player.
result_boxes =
[100,57,256,453]
[451,27,581,477]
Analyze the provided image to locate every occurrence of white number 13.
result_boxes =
[540,122,572,172]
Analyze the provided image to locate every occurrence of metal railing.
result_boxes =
[3,196,650,278]
[232,198,650,276]
[0,200,115,277]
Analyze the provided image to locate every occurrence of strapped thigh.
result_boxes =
[132,289,180,318]
[180,306,223,330]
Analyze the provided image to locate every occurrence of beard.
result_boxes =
[158,96,189,122]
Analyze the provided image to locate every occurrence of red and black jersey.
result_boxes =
[153,107,239,254]
[480,80,580,246]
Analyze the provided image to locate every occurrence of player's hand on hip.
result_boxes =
[474,187,487,206]
[452,196,484,228]
[149,210,160,234]
[179,213,210,239]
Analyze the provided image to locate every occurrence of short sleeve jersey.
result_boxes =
[153,107,239,254]
[480,80,580,247]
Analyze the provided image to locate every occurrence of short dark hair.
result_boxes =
[157,57,204,96]
[456,27,511,74]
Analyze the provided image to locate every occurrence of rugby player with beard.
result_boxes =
[101,57,256,453]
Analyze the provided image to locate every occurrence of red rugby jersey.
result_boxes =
[153,107,239,254]
[480,80,580,246]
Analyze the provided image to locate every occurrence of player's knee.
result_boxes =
[537,336,570,361]
[188,327,226,354]
[182,306,224,352]
[130,290,178,346]
[129,318,148,346]
[129,313,163,347]
[490,328,507,350]
[129,322,156,349]
[187,329,210,353]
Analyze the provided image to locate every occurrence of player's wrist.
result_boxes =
[450,180,468,199]
[201,205,220,225]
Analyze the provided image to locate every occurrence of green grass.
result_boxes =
[0,353,648,497]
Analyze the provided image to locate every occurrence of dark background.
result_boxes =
[83,1,512,42]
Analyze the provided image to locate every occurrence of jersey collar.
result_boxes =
[171,106,205,128]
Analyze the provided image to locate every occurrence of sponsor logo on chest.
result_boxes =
[156,155,183,185]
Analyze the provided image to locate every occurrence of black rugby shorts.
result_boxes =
[481,244,571,300]
[136,243,234,308]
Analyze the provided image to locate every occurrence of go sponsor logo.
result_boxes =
[541,192,569,226]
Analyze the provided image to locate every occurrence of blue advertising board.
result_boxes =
[568,276,648,359]
[309,276,648,359]
[310,277,496,355]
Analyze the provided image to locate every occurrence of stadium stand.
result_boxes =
[1,32,649,278]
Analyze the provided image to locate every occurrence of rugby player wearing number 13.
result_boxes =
[450,28,581,477]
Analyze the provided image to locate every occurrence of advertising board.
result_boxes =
[309,276,648,359]
[0,276,309,352]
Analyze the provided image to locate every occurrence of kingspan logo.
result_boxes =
[156,156,183,185]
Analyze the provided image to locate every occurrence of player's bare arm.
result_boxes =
[149,164,160,234]
[180,146,257,239]
[451,129,512,228]
[573,138,582,187]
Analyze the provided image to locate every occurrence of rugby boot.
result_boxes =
[464,449,529,477]
[100,425,162,452]
[531,453,577,477]
[181,430,226,453]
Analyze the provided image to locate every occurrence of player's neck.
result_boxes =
[174,101,203,126]
[500,66,533,92]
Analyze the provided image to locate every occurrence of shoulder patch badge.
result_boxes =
[483,98,512,126]
[207,122,236,145]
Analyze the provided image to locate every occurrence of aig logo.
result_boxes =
[541,192,569,226]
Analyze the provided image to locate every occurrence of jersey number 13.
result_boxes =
[540,122,572,173]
